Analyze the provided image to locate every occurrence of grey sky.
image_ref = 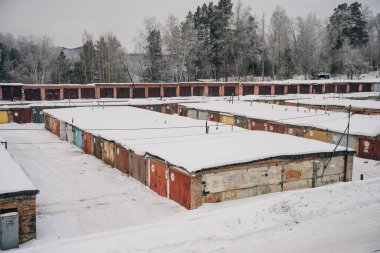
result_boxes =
[0,0,379,52]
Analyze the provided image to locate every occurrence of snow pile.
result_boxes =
[0,139,37,195]
[181,101,380,137]
[44,106,348,172]
[16,178,380,253]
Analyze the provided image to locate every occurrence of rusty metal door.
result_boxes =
[358,138,379,160]
[54,119,60,137]
[83,132,92,154]
[115,145,129,174]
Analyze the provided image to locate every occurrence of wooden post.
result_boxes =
[284,85,288,95]
[113,87,117,98]
[160,85,164,97]
[322,84,326,94]
[145,87,149,98]
[78,87,82,99]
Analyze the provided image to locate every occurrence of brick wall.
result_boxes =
[0,193,37,244]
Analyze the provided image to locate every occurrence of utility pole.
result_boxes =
[343,105,351,182]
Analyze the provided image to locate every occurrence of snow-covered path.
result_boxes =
[0,123,184,246]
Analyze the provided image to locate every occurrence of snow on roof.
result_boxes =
[241,92,380,102]
[286,97,380,110]
[44,106,348,173]
[241,78,380,85]
[0,97,226,109]
[0,142,38,195]
[181,101,380,137]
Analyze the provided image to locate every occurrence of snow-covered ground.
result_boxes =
[0,123,379,252]
[0,123,185,247]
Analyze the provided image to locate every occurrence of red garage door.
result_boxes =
[150,160,167,198]
[83,132,92,154]
[169,168,191,209]
[115,144,129,174]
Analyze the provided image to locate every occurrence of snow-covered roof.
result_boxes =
[44,106,348,173]
[180,101,380,137]
[241,78,380,85]
[241,92,380,102]
[286,97,380,110]
[0,97,226,109]
[0,142,38,196]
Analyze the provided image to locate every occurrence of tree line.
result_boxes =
[0,1,379,84]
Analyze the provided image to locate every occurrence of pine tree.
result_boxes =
[144,29,163,82]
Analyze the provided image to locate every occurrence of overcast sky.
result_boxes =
[0,0,379,52]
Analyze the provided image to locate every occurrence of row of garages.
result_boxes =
[43,106,354,209]
[0,103,179,124]
[285,99,380,115]
[177,103,380,161]
[0,82,375,101]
